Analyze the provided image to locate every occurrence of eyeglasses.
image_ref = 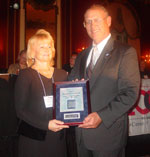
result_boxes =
[83,16,107,27]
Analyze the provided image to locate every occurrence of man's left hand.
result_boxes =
[78,112,102,128]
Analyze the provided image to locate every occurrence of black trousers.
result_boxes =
[0,136,18,157]
[66,127,78,157]
[18,131,67,157]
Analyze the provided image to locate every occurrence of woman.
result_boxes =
[15,29,69,157]
[8,49,27,75]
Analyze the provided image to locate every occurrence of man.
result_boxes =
[63,52,78,74]
[139,59,150,79]
[68,4,140,157]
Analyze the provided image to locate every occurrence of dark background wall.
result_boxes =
[128,0,150,54]
[0,0,150,69]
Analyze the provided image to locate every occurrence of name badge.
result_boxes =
[43,96,53,108]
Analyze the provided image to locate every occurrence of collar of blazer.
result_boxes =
[80,46,92,79]
[81,37,115,89]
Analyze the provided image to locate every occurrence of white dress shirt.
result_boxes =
[86,34,111,67]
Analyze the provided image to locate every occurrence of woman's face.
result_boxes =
[34,39,52,63]
[19,52,27,65]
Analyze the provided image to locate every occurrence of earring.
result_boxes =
[32,58,35,62]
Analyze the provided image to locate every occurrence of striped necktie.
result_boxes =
[87,46,98,78]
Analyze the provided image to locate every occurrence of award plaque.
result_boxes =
[53,80,91,126]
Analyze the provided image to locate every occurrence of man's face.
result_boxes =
[70,54,77,67]
[84,8,111,44]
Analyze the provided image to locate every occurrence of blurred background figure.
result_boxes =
[8,49,27,75]
[63,52,78,74]
[139,59,150,79]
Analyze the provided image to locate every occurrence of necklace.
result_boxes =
[32,65,54,79]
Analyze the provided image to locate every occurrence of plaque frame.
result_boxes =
[53,80,91,126]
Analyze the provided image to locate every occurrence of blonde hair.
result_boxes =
[27,29,55,67]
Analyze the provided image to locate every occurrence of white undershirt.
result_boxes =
[86,34,111,67]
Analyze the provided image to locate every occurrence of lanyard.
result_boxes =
[37,71,54,96]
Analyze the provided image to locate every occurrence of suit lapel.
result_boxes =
[90,37,114,89]
[79,46,92,79]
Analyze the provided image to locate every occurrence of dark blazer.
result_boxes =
[68,37,140,151]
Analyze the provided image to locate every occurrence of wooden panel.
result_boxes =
[0,0,20,69]
[0,0,8,69]
[61,0,72,66]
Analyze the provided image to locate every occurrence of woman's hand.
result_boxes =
[48,119,69,132]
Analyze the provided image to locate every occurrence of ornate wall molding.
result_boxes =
[25,0,56,11]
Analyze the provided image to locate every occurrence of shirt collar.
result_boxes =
[93,34,111,52]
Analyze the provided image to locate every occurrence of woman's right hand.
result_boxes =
[48,119,69,132]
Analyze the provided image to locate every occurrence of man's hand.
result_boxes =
[48,119,69,132]
[78,112,102,128]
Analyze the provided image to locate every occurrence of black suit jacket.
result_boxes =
[68,37,140,151]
